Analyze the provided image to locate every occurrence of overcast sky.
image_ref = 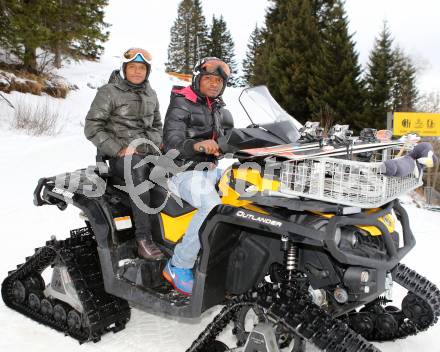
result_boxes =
[104,0,440,92]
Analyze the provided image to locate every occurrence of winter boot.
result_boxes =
[137,239,165,261]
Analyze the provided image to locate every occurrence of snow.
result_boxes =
[1,52,440,352]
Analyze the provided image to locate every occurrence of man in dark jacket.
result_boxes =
[162,57,234,295]
[84,47,164,260]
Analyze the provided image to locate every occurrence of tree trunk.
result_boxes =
[23,45,37,73]
[54,45,62,69]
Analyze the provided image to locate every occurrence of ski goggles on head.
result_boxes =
[199,57,231,77]
[122,48,152,64]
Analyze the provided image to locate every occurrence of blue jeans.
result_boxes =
[168,168,223,268]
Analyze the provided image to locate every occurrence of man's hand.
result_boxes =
[117,146,138,157]
[194,140,220,156]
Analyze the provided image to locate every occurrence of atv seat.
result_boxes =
[95,151,196,217]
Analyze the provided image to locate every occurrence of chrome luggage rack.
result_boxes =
[274,147,422,208]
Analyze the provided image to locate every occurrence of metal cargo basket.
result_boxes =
[277,153,423,208]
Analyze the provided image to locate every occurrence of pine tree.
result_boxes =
[207,15,238,86]
[166,0,193,74]
[46,0,110,68]
[249,0,368,127]
[166,0,208,74]
[364,23,395,129]
[250,26,269,87]
[0,0,109,71]
[242,24,264,86]
[364,24,419,126]
[0,0,52,72]
[256,0,322,123]
[308,0,365,130]
[192,0,209,63]
[391,47,418,112]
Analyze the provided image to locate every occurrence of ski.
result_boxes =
[237,140,404,160]
[277,142,404,160]
[238,141,321,155]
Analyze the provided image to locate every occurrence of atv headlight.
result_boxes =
[335,227,358,248]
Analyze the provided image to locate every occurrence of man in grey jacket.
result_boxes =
[84,48,164,260]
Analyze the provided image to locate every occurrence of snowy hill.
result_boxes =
[1,55,440,352]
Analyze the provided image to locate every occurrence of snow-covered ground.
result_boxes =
[1,57,440,351]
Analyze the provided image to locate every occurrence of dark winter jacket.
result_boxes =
[84,70,162,157]
[162,86,234,169]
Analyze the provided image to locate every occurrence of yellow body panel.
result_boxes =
[359,213,395,236]
[160,166,282,242]
[161,210,197,243]
[232,168,280,192]
[218,167,280,214]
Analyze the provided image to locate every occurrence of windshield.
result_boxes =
[239,86,302,129]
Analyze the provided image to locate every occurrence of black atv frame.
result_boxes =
[32,159,416,319]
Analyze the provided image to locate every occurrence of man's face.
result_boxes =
[125,62,147,84]
[199,74,224,98]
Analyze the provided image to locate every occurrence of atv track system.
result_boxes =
[1,227,130,343]
[187,263,440,352]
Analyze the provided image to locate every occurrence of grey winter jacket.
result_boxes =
[84,70,163,157]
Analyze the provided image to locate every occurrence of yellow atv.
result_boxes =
[2,86,439,352]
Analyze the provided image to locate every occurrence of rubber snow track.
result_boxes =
[187,261,440,352]
[1,227,130,343]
